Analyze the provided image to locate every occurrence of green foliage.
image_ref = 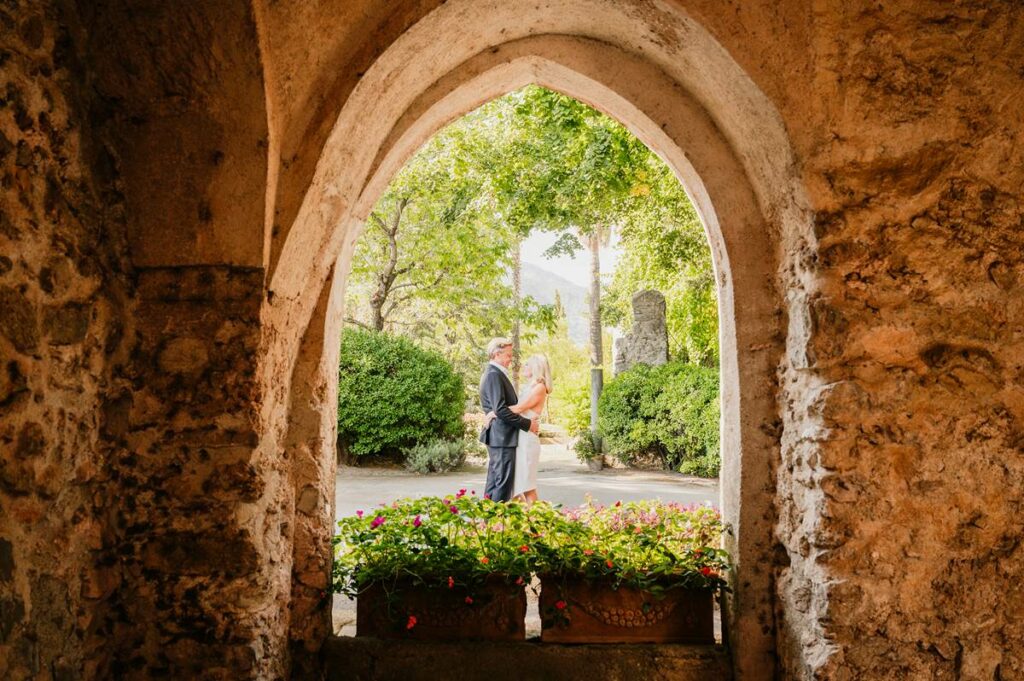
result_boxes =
[604,158,719,366]
[332,495,730,600]
[570,426,600,463]
[332,492,536,599]
[598,361,720,476]
[345,84,718,429]
[529,500,730,594]
[402,439,468,474]
[337,329,465,457]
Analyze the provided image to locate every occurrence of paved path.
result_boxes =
[335,443,719,519]
[333,443,720,637]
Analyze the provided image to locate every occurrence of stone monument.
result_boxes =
[613,290,669,375]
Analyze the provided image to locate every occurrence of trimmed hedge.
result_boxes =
[337,329,465,458]
[598,361,720,476]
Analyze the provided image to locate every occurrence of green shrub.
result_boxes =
[403,439,467,474]
[569,424,600,463]
[598,361,720,476]
[337,329,465,458]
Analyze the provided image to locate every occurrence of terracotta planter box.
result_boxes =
[356,578,526,641]
[539,576,714,644]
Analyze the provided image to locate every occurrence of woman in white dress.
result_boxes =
[485,354,551,504]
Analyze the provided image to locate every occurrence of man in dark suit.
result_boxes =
[479,337,539,502]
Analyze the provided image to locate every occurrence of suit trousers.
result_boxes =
[484,446,517,502]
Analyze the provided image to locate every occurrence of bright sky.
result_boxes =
[520,230,620,287]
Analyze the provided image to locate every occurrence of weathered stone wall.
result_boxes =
[775,4,1024,678]
[0,2,133,678]
[3,1,1023,680]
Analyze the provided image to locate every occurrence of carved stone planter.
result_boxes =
[539,576,714,644]
[357,578,526,641]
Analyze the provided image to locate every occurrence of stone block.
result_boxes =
[0,286,38,352]
[613,289,668,375]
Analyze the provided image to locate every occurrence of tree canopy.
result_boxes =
[344,85,719,412]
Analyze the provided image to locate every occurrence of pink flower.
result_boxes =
[355,510,364,518]
[371,515,385,529]
[449,505,459,514]
[583,549,594,556]
[465,596,473,605]
[413,515,422,527]
[456,488,467,498]
[515,576,524,585]
[471,490,476,495]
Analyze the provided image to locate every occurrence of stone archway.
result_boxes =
[275,11,813,679]
[10,1,1018,679]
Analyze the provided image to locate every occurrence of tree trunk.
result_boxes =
[367,198,409,331]
[588,231,602,368]
[588,230,603,444]
[511,237,522,386]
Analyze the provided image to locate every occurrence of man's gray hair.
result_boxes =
[486,337,513,358]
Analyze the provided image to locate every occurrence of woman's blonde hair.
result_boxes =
[525,354,553,394]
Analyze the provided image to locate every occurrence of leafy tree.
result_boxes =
[346,106,553,383]
[490,87,653,435]
[605,158,719,366]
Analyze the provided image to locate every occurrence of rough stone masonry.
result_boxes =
[1,1,1022,680]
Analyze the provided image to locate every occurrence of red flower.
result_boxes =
[515,576,524,585]
[583,549,594,556]
[465,596,474,605]
[447,576,455,589]
[555,600,567,610]
[700,566,714,577]
[413,515,422,528]
[519,545,530,553]
[605,559,614,569]
[406,615,417,630]
[480,556,490,564]
[449,505,459,514]
[457,488,467,498]
[614,501,622,507]
[370,515,386,529]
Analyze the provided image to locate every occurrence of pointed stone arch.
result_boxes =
[273,7,815,678]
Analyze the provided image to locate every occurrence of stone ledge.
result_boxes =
[323,636,732,681]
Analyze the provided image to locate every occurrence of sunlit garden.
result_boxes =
[332,85,728,641]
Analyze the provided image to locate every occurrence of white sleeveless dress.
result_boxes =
[512,388,541,497]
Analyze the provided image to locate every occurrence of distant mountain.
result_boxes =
[520,261,588,345]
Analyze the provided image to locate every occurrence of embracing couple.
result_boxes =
[478,337,552,504]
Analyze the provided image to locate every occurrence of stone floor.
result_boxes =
[332,443,720,638]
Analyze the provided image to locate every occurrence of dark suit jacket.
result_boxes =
[479,364,532,447]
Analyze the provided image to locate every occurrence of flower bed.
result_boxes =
[333,493,729,642]
[530,500,728,643]
[333,490,533,640]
